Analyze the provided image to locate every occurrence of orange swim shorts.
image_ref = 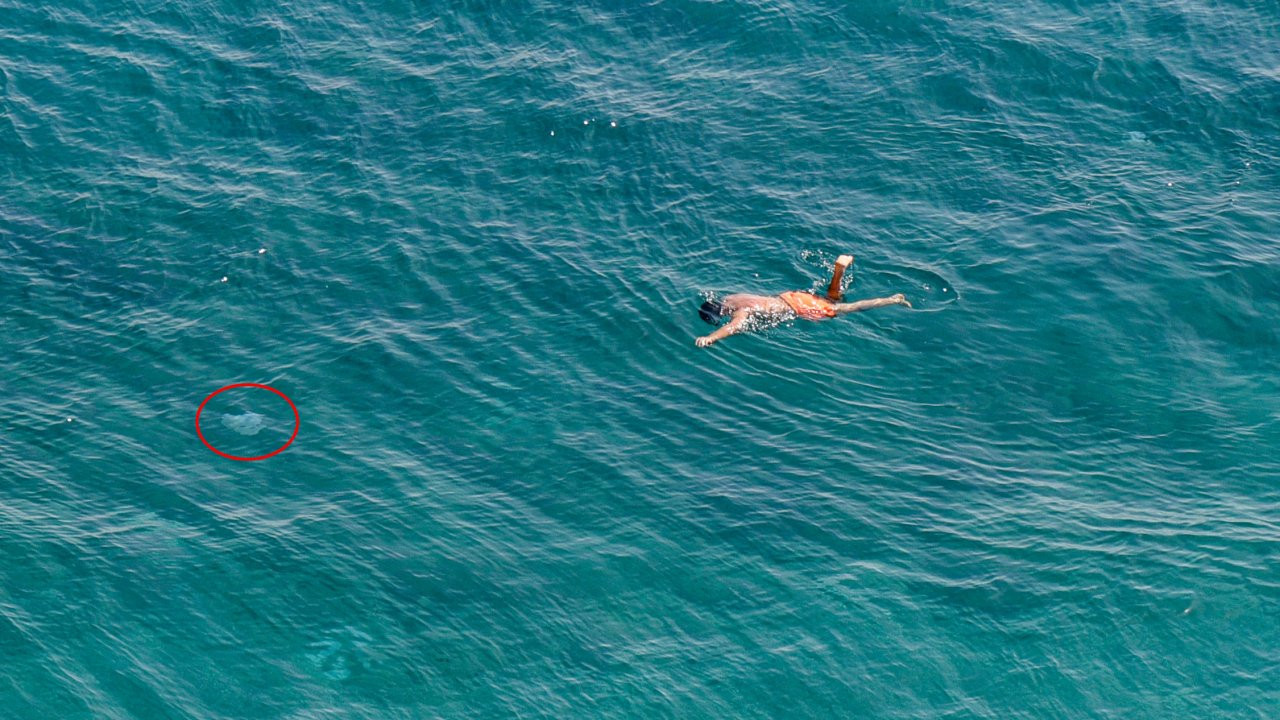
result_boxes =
[779,291,837,320]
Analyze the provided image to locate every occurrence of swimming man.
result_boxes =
[696,255,910,347]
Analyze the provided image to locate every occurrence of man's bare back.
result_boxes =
[696,255,910,347]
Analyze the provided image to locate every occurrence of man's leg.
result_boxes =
[825,255,854,301]
[833,293,910,314]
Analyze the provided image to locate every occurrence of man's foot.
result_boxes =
[892,293,912,309]
[835,254,854,268]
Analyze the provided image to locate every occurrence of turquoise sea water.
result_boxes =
[2,1,1279,717]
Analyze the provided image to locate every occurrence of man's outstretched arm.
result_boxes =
[696,311,749,347]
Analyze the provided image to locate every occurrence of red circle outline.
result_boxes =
[195,383,299,461]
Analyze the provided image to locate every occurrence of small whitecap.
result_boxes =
[583,119,589,125]
[549,130,555,136]
[220,276,228,283]
[258,248,266,254]
[610,121,616,127]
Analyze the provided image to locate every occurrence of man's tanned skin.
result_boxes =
[696,255,910,348]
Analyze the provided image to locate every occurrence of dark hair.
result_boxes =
[699,300,726,325]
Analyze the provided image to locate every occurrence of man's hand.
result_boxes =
[835,254,854,268]
[891,293,912,308]
[696,310,746,348]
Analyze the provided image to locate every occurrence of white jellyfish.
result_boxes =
[221,411,269,436]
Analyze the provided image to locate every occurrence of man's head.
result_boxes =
[699,300,726,325]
